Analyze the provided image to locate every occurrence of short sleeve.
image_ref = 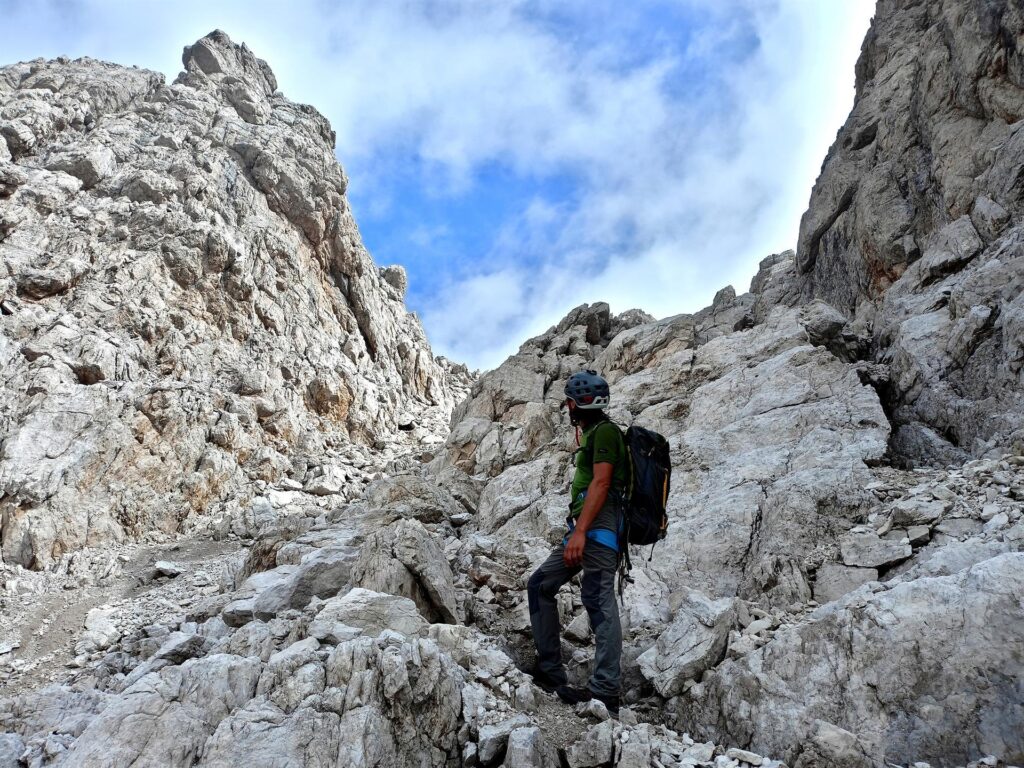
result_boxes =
[591,422,622,466]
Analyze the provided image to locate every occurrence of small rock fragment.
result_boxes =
[726,747,764,765]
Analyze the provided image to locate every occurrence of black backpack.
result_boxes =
[621,426,671,545]
[579,420,671,546]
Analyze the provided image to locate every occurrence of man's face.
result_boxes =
[564,397,582,425]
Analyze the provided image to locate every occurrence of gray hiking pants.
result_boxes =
[527,538,621,697]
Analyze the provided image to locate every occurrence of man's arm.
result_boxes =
[564,462,613,566]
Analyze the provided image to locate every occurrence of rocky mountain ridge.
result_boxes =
[795,0,1024,465]
[0,30,470,572]
[1,4,1023,768]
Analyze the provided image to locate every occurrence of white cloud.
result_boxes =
[399,1,877,367]
[0,0,875,370]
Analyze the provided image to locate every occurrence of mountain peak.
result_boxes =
[179,29,278,96]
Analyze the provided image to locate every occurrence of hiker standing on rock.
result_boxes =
[527,370,627,715]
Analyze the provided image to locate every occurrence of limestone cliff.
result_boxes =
[1,9,1023,768]
[0,32,467,570]
[795,0,1024,464]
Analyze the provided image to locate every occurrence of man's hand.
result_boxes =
[564,528,587,567]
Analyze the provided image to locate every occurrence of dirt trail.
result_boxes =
[0,536,244,694]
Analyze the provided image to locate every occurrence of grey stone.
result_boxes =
[308,588,428,641]
[726,747,764,766]
[839,531,912,569]
[251,546,357,618]
[222,596,256,628]
[686,554,1024,765]
[564,611,592,641]
[0,733,24,768]
[566,720,615,768]
[971,195,1010,242]
[152,632,207,663]
[935,518,984,539]
[890,499,946,527]
[792,720,874,768]
[637,588,736,697]
[303,466,347,496]
[503,726,552,767]
[576,698,611,721]
[350,517,460,623]
[80,607,119,650]
[152,560,183,578]
[798,299,846,345]
[478,714,531,764]
[980,503,1002,522]
[813,564,878,604]
[46,146,116,188]
[907,525,931,545]
[616,739,652,768]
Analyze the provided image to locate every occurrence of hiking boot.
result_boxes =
[556,685,620,716]
[524,666,564,693]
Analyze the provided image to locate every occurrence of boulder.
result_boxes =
[478,714,532,764]
[251,546,358,618]
[637,588,736,697]
[839,531,912,569]
[350,518,460,623]
[685,554,1024,766]
[813,564,878,604]
[0,733,24,768]
[503,726,554,767]
[566,720,615,768]
[890,499,946,527]
[792,720,874,768]
[308,588,428,641]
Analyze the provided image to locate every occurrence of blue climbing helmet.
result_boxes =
[564,370,610,410]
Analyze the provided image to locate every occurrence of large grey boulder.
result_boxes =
[350,517,460,623]
[812,564,877,604]
[308,588,428,641]
[503,725,557,767]
[838,531,911,569]
[59,654,263,766]
[251,545,358,618]
[685,554,1024,766]
[566,720,615,768]
[637,588,736,697]
[200,703,342,768]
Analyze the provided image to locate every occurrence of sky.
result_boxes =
[0,0,876,369]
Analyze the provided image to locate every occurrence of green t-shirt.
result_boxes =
[570,420,629,518]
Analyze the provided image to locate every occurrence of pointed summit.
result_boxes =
[179,29,277,96]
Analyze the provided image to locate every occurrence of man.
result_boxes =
[526,369,628,715]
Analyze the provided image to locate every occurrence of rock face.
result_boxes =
[0,32,467,568]
[3,8,1024,768]
[689,554,1024,765]
[438,299,890,610]
[795,0,1024,463]
[635,588,735,697]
